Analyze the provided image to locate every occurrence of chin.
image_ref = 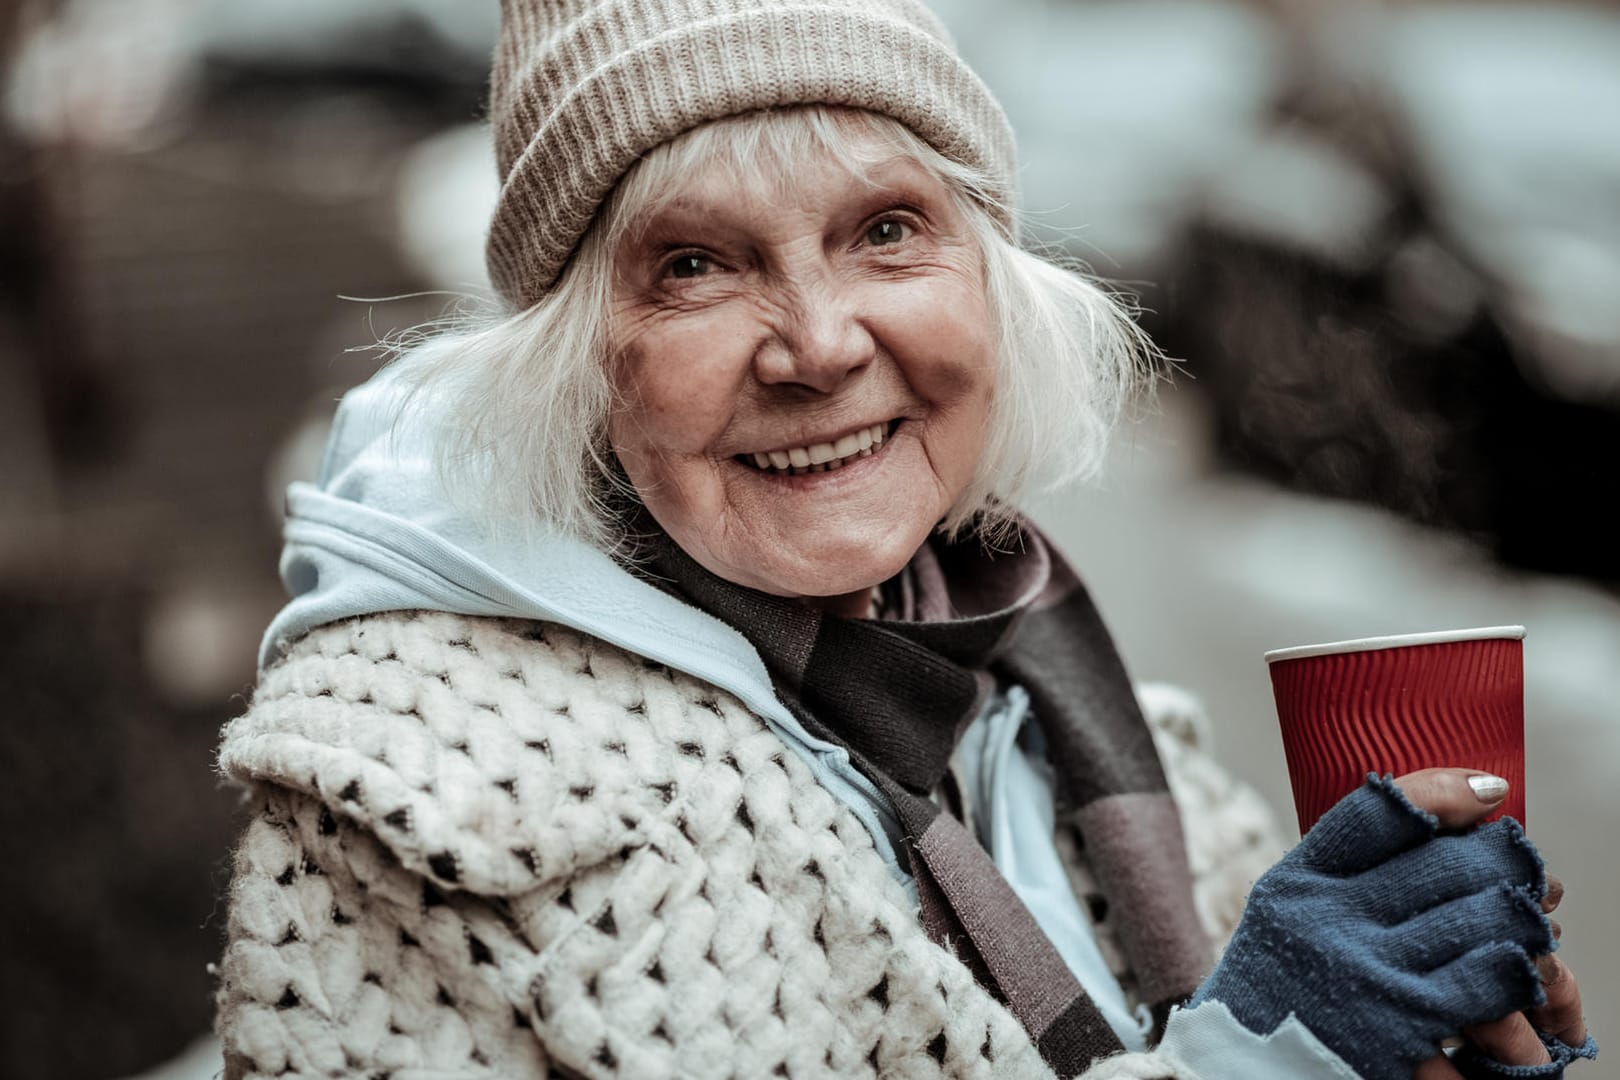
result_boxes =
[762,527,927,602]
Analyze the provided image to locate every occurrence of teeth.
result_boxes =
[746,421,895,475]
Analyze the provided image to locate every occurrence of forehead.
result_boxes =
[620,122,953,236]
[686,157,935,220]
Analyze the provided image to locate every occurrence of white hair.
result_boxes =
[389,106,1157,555]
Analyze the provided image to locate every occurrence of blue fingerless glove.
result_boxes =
[1453,1031,1599,1078]
[1189,774,1554,1080]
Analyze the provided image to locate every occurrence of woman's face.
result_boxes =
[606,133,996,615]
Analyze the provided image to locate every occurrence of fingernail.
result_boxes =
[1536,954,1566,987]
[1468,773,1509,803]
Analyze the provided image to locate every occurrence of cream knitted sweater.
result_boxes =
[214,611,1281,1079]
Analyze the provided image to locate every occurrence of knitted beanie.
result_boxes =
[485,0,1019,310]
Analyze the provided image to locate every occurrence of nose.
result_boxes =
[752,280,875,394]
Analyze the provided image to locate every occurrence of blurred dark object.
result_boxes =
[0,587,240,1080]
[191,2,494,119]
[1149,3,1620,586]
[0,4,498,1076]
[44,94,428,570]
[4,0,475,578]
[1156,224,1620,582]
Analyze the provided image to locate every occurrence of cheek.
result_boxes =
[609,325,748,457]
[881,278,997,419]
[901,282,997,497]
[606,372,711,536]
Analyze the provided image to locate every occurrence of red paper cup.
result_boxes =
[1267,626,1525,835]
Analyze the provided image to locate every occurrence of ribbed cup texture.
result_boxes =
[487,0,1019,308]
[1270,638,1525,834]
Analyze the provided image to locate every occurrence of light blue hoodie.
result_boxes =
[261,360,1357,1078]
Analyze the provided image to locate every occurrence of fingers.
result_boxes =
[1462,1013,1552,1066]
[1299,774,1438,873]
[1409,892,1580,1079]
[1428,940,1544,1023]
[1357,826,1544,911]
[1528,954,1587,1047]
[1383,884,1551,972]
[1542,874,1564,913]
[1300,771,1529,876]
[1413,1053,1464,1080]
[1392,768,1510,831]
[1526,874,1578,1044]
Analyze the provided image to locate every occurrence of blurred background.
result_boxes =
[1,0,1615,1076]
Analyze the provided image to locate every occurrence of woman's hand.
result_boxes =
[1384,771,1591,1079]
[1188,768,1555,1080]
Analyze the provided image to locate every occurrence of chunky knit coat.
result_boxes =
[214,610,1282,1079]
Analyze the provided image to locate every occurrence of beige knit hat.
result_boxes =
[485,0,1019,309]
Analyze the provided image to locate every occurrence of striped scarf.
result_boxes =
[640,521,1210,1074]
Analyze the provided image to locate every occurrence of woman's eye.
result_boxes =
[864,219,910,246]
[668,254,713,279]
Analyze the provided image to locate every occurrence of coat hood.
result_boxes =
[268,362,737,680]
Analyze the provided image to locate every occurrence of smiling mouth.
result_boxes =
[735,420,900,476]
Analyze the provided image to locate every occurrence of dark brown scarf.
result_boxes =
[637,520,1210,1073]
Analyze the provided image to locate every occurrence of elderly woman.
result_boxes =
[213,2,1594,1078]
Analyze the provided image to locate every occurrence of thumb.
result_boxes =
[1393,767,1510,831]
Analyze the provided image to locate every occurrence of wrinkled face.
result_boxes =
[606,135,996,616]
